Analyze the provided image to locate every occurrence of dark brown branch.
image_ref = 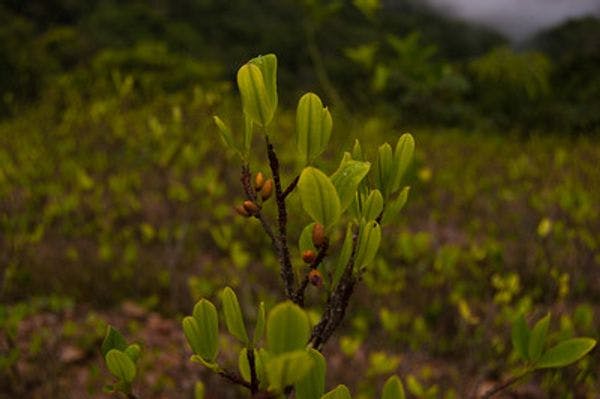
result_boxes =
[282,175,300,199]
[247,348,259,394]
[218,368,252,390]
[309,230,359,350]
[293,239,329,306]
[479,371,530,399]
[265,136,295,299]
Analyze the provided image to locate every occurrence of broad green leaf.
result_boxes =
[298,167,342,228]
[362,189,383,221]
[382,375,406,399]
[511,314,530,361]
[249,54,278,114]
[101,326,127,357]
[124,344,141,363]
[330,158,371,212]
[528,314,550,362]
[185,299,219,361]
[267,301,310,355]
[220,287,249,344]
[354,220,382,267]
[375,143,394,198]
[390,133,414,193]
[253,301,266,346]
[296,92,333,164]
[266,350,314,391]
[238,348,267,386]
[535,338,596,369]
[381,187,409,225]
[213,116,240,156]
[105,349,136,383]
[237,63,274,126]
[334,223,354,286]
[321,384,352,399]
[295,348,326,399]
[299,222,317,254]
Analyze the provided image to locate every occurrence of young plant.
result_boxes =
[101,326,141,399]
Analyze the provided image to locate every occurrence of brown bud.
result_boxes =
[309,269,323,288]
[261,179,274,201]
[242,200,259,215]
[302,250,316,264]
[312,223,326,248]
[234,204,250,217]
[254,172,265,192]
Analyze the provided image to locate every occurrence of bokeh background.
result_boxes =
[1,1,599,398]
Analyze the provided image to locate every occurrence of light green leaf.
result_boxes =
[535,338,596,369]
[124,344,141,363]
[390,133,414,193]
[362,190,383,221]
[249,54,278,114]
[352,139,363,161]
[244,114,253,154]
[184,299,219,362]
[355,220,382,267]
[321,384,352,399]
[299,222,317,254]
[381,187,409,225]
[296,92,333,164]
[213,116,241,156]
[101,326,127,358]
[266,350,314,391]
[295,348,326,399]
[511,313,530,361]
[528,313,550,362]
[382,375,405,399]
[330,157,371,212]
[375,143,393,198]
[105,349,136,383]
[237,63,274,126]
[298,167,342,228]
[267,301,310,355]
[220,287,249,344]
[334,223,354,286]
[190,355,220,372]
[253,301,266,346]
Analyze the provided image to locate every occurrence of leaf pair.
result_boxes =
[237,54,278,127]
[375,134,414,199]
[101,326,141,388]
[321,375,405,399]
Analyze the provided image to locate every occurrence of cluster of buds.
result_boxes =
[234,200,260,217]
[234,172,274,217]
[300,223,327,287]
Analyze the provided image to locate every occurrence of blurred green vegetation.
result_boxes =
[1,1,599,398]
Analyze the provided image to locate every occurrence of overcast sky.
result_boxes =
[426,0,600,41]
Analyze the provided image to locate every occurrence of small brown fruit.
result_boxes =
[254,172,265,191]
[242,200,259,215]
[234,204,250,217]
[261,179,274,201]
[302,250,316,264]
[309,269,323,288]
[312,223,326,248]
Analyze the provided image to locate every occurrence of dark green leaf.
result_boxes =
[535,338,596,369]
[528,313,550,362]
[382,375,406,399]
[511,313,530,361]
[321,384,352,399]
[101,326,127,358]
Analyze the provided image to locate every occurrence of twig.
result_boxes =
[247,348,259,394]
[480,371,530,399]
[265,136,295,299]
[282,175,299,199]
[218,368,252,390]
[293,239,329,306]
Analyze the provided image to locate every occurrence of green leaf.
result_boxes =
[101,326,128,358]
[334,223,354,286]
[296,92,333,164]
[535,338,596,369]
[213,116,241,156]
[295,348,326,399]
[267,301,310,355]
[321,384,352,399]
[190,355,220,372]
[183,299,219,362]
[362,189,383,221]
[382,375,406,399]
[352,139,363,161]
[238,348,267,386]
[244,114,253,154]
[375,143,394,198]
[528,313,550,362]
[124,344,141,363]
[266,350,314,391]
[381,187,409,225]
[298,167,342,228]
[330,157,371,212]
[249,54,278,115]
[237,63,274,126]
[220,287,249,344]
[511,314,530,361]
[390,133,414,193]
[354,220,382,267]
[253,301,266,346]
[299,222,317,254]
[105,349,136,383]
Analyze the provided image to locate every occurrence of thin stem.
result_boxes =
[265,135,295,299]
[293,239,329,306]
[247,348,259,394]
[480,370,530,399]
[218,368,252,390]
[282,175,299,199]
